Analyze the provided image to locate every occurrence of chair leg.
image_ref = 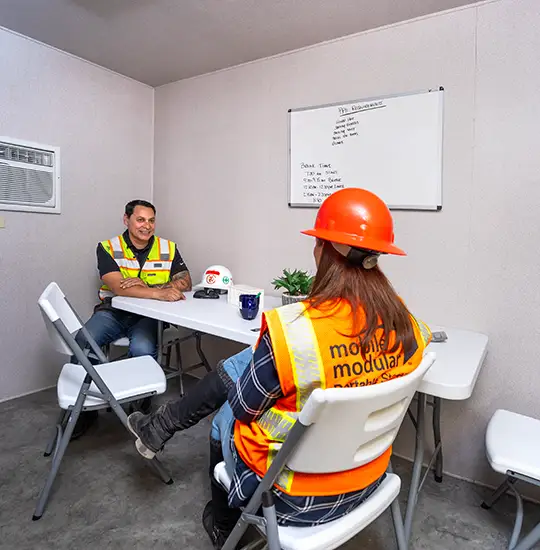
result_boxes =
[222,516,251,550]
[261,491,281,550]
[387,460,408,549]
[404,393,426,542]
[391,498,408,550]
[33,398,86,520]
[148,455,174,485]
[507,482,524,549]
[513,523,540,550]
[481,477,512,509]
[43,409,69,457]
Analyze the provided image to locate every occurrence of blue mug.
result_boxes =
[239,294,260,321]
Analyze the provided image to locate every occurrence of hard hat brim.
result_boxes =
[301,228,406,256]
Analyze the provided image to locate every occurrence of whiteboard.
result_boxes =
[288,89,444,210]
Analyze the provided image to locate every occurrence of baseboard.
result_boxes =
[392,451,540,506]
[0,384,55,404]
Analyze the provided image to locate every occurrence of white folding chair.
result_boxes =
[482,409,540,550]
[214,352,436,550]
[34,282,173,520]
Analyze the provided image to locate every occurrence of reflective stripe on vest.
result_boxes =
[109,236,140,270]
[277,302,326,410]
[159,237,170,261]
[413,316,432,347]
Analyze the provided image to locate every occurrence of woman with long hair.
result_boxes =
[127,188,431,549]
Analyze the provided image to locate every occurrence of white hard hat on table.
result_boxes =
[199,265,233,291]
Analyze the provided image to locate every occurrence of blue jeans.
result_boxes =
[76,308,159,359]
[210,346,253,474]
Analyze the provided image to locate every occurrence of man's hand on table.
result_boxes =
[153,287,185,302]
[120,277,147,290]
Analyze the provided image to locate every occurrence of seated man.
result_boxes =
[74,199,191,435]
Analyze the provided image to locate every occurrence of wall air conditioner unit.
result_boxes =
[0,137,61,214]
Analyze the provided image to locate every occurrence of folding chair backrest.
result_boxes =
[38,282,83,356]
[287,352,436,474]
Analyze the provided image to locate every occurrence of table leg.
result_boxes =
[404,392,426,543]
[433,396,443,483]
[195,332,212,372]
[157,320,163,366]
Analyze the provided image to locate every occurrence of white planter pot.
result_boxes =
[282,293,307,306]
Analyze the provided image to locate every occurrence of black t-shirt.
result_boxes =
[97,230,187,280]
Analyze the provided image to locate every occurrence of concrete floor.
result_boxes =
[0,380,538,550]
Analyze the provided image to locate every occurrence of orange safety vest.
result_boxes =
[234,300,432,497]
[98,234,175,300]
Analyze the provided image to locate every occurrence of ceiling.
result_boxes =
[0,0,479,87]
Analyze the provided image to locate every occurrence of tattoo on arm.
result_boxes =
[154,270,192,291]
[171,270,192,291]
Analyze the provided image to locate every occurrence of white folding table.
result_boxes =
[112,292,488,545]
[113,292,282,346]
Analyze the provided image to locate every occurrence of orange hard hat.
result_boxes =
[301,188,405,256]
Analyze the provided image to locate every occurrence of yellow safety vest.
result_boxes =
[234,300,432,496]
[98,234,175,300]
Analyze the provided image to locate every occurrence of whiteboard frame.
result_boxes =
[287,87,444,211]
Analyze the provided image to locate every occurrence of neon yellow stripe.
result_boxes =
[267,443,294,492]
[411,315,432,346]
[257,408,298,442]
[118,235,133,259]
[278,303,303,410]
[304,308,326,390]
[276,302,326,411]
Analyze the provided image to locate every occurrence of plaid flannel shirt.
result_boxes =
[226,332,385,526]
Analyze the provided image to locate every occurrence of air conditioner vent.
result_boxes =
[0,137,60,214]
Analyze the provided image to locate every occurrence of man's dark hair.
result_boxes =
[125,199,156,218]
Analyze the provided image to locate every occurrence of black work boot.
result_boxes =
[202,501,230,549]
[127,404,175,459]
[202,497,246,550]
[128,370,230,459]
[202,440,239,549]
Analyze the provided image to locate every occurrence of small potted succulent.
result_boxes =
[272,269,315,306]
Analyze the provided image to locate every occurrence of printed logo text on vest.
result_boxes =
[329,334,403,387]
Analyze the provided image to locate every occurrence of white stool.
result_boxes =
[482,409,540,550]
